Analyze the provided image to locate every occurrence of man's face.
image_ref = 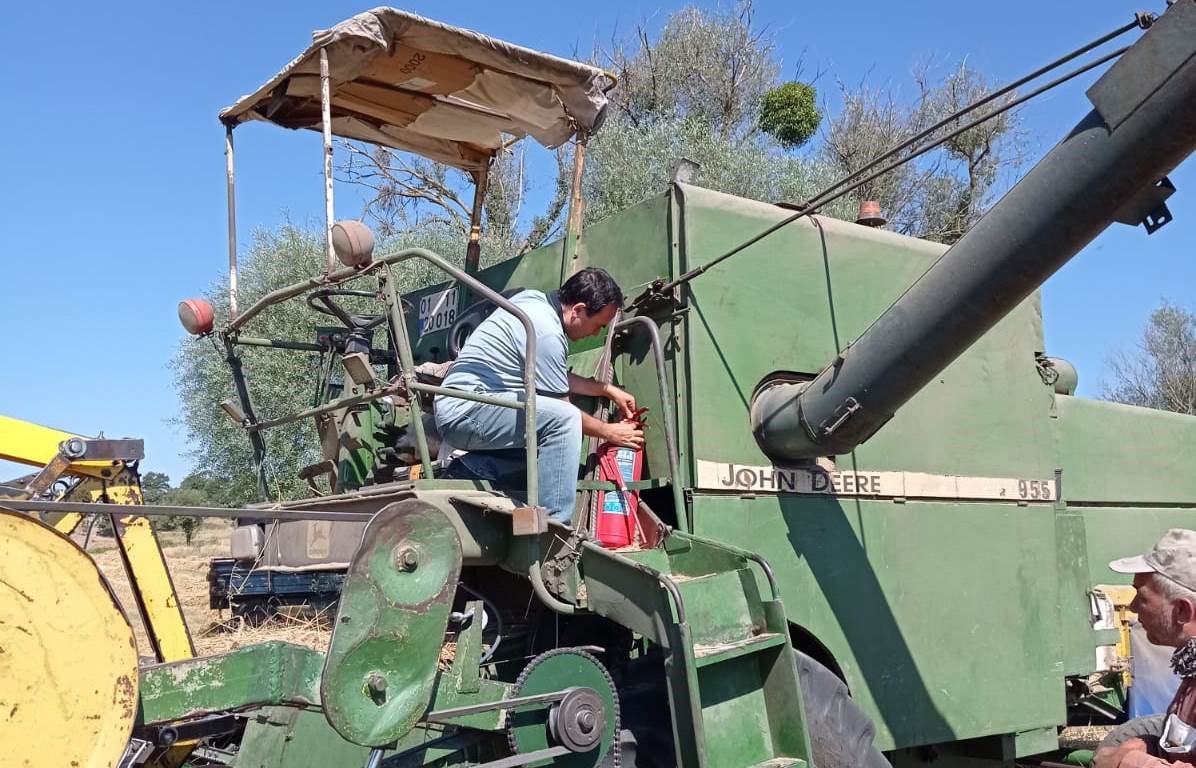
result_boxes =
[1130,573,1182,646]
[563,302,617,341]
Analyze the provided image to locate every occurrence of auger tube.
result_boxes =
[752,0,1196,461]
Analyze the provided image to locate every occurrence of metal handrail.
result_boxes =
[678,531,780,601]
[611,316,686,522]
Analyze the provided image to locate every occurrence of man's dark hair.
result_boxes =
[559,267,623,314]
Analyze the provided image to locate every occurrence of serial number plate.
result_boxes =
[418,286,458,337]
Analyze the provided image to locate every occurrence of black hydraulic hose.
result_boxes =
[459,582,503,664]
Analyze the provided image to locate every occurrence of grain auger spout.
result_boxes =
[751,0,1196,461]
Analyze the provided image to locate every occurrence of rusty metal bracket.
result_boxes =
[71,438,145,462]
[512,506,548,536]
[1113,176,1176,233]
[542,526,589,595]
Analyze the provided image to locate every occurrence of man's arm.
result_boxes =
[567,373,637,419]
[565,374,642,447]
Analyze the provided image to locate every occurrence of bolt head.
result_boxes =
[577,710,596,733]
[394,547,419,571]
[367,674,388,693]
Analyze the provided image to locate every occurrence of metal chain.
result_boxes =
[504,648,622,767]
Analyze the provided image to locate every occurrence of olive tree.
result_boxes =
[1104,303,1196,415]
[819,62,1023,243]
[171,222,465,505]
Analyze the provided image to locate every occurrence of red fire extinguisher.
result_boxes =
[595,407,648,549]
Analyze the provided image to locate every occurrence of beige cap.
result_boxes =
[1110,528,1196,591]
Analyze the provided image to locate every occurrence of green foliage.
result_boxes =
[1104,303,1196,415]
[141,471,171,504]
[759,82,821,148]
[818,62,1022,242]
[606,2,781,138]
[172,224,328,506]
[590,6,1021,241]
[145,471,216,544]
[585,116,850,224]
[587,2,848,223]
[171,222,466,505]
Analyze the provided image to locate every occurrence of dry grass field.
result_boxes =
[86,518,332,659]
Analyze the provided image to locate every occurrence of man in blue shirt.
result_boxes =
[434,267,642,523]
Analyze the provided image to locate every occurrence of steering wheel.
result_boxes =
[306,289,388,331]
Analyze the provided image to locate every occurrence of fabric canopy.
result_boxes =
[220,7,614,171]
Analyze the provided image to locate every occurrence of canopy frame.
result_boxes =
[221,8,613,313]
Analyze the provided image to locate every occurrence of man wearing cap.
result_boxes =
[1095,529,1196,768]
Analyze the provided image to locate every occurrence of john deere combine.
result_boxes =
[7,4,1196,767]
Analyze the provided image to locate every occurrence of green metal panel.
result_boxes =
[234,706,485,767]
[321,499,463,747]
[234,706,374,768]
[691,493,1065,752]
[572,193,674,297]
[677,570,760,647]
[138,642,323,725]
[337,400,386,489]
[676,184,1056,480]
[1053,507,1098,677]
[698,655,775,767]
[1082,505,1196,589]
[1055,395,1196,504]
[1052,394,1196,682]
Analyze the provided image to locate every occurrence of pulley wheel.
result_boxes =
[0,510,139,768]
[506,648,619,768]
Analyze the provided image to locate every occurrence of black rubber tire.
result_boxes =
[796,650,891,768]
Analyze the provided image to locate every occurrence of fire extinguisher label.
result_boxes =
[602,493,630,515]
[601,447,637,516]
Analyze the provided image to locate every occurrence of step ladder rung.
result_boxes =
[669,571,718,584]
[693,631,785,667]
[747,759,804,768]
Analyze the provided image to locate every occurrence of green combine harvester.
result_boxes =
[9,4,1196,767]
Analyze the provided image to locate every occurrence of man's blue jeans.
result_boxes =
[434,392,582,523]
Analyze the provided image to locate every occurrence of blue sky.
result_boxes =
[2,0,1192,483]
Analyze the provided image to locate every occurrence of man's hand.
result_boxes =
[1094,738,1176,768]
[601,420,644,449]
[603,383,637,419]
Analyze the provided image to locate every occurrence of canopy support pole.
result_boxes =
[225,125,238,317]
[561,136,588,281]
[320,47,336,274]
[464,166,489,275]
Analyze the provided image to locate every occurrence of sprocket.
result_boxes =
[505,648,620,768]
